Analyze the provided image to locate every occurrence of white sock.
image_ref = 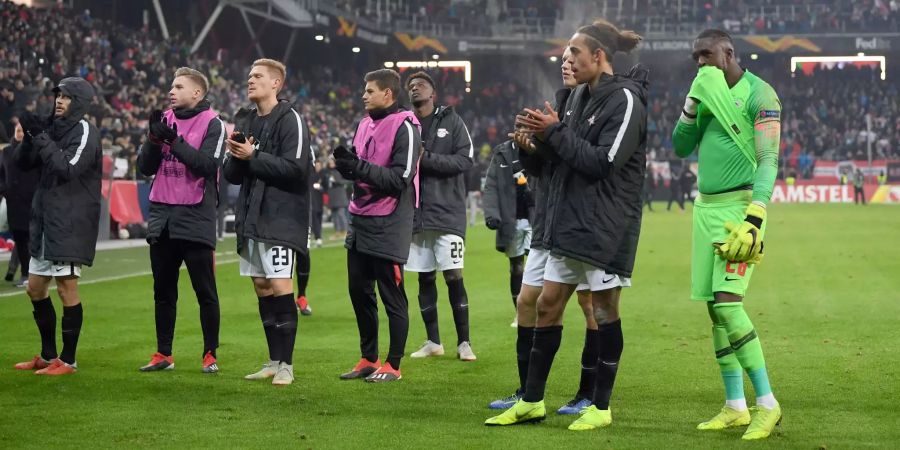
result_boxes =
[725,398,748,411]
[756,393,777,409]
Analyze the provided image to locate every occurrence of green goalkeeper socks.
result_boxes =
[712,323,744,401]
[714,302,773,398]
[708,303,744,402]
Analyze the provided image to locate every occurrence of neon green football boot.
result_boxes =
[484,399,546,426]
[697,406,752,430]
[742,404,782,440]
[568,406,612,431]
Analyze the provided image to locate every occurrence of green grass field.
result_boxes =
[1,203,898,449]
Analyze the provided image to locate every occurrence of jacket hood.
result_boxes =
[621,64,650,104]
[588,64,650,106]
[51,77,94,138]
[265,99,296,122]
[433,105,454,119]
[611,64,650,105]
[554,88,572,111]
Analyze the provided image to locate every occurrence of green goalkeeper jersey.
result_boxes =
[672,67,781,205]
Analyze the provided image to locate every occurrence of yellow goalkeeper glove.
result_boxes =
[716,202,766,263]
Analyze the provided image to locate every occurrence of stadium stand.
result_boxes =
[1,0,898,183]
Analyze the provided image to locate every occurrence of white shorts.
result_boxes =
[522,248,549,287]
[29,235,82,278]
[504,218,532,258]
[543,254,631,292]
[239,239,294,279]
[29,257,81,278]
[522,249,589,291]
[406,231,465,272]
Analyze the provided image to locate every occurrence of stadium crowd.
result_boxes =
[0,1,534,177]
[335,0,561,36]
[335,0,899,35]
[1,0,898,185]
[619,0,900,34]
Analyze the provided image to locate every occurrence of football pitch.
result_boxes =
[1,203,898,449]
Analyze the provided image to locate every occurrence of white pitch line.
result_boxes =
[0,259,239,298]
[0,240,345,299]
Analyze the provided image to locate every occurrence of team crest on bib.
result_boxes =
[436,128,449,138]
[734,98,743,108]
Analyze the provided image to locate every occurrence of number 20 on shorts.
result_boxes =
[725,262,748,277]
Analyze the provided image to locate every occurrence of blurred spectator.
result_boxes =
[466,153,486,226]
[310,159,325,247]
[854,168,866,204]
[667,165,684,212]
[324,161,351,241]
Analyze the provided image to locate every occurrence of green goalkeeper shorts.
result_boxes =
[691,190,767,301]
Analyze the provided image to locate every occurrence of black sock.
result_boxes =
[417,272,440,344]
[446,278,470,345]
[509,256,524,311]
[273,293,298,365]
[295,252,310,297]
[32,298,57,361]
[592,319,624,409]
[258,295,279,361]
[59,303,83,365]
[516,326,535,394]
[523,326,563,403]
[577,328,601,399]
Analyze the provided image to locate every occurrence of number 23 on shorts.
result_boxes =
[270,247,290,267]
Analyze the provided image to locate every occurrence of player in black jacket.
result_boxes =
[486,20,648,431]
[404,71,477,362]
[482,139,534,315]
[223,59,311,386]
[136,67,226,374]
[485,52,605,416]
[336,69,422,383]
[12,77,101,376]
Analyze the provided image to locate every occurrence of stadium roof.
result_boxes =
[152,0,316,55]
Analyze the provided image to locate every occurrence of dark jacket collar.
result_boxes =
[232,100,295,149]
[368,101,400,120]
[173,100,211,120]
[414,104,452,122]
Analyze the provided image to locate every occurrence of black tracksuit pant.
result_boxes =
[10,228,30,278]
[311,208,324,240]
[667,186,684,210]
[347,245,409,369]
[150,233,220,357]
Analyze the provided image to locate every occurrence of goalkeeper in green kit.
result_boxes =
[672,29,782,441]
